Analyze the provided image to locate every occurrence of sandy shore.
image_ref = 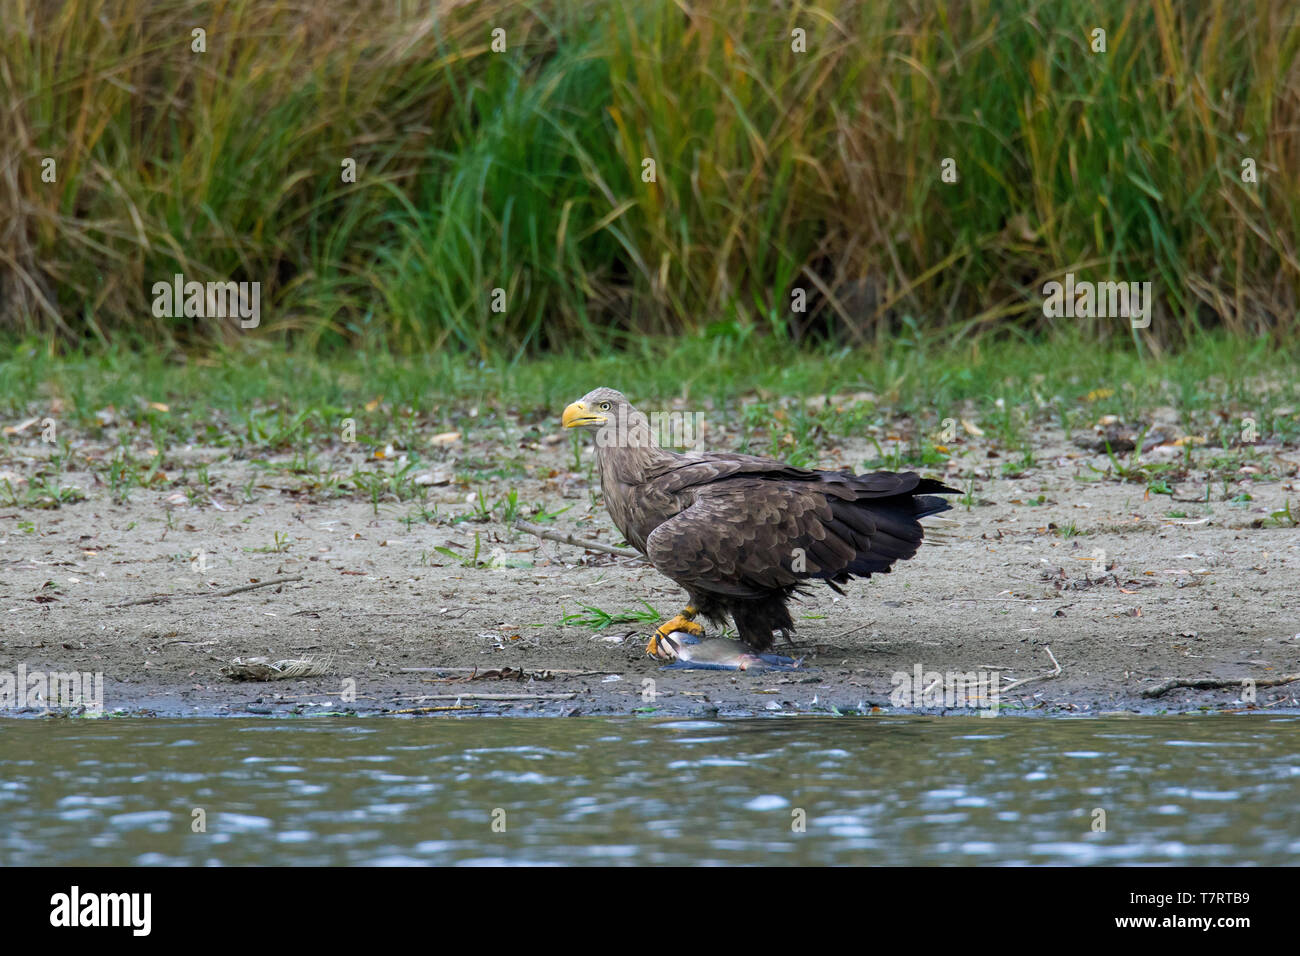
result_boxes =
[2,413,1298,718]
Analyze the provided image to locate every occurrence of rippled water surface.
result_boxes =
[2,715,1296,865]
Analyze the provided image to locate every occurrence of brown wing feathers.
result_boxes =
[646,470,953,596]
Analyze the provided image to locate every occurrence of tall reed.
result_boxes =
[2,0,1297,354]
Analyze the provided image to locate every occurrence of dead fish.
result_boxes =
[652,631,802,671]
[221,656,332,681]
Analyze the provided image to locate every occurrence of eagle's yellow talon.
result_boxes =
[647,613,705,658]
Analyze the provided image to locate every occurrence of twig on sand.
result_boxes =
[1000,645,1062,694]
[512,519,641,559]
[824,621,874,642]
[108,575,305,608]
[402,666,606,681]
[393,705,479,714]
[1141,673,1300,699]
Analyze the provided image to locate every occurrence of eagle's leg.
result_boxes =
[646,605,704,658]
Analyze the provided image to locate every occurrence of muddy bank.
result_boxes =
[2,413,1298,718]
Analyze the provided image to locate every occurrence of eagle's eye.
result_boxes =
[599,402,611,411]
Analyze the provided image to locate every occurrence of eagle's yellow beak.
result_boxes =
[562,401,606,428]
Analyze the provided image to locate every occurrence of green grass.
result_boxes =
[560,601,660,630]
[244,531,292,554]
[3,0,1298,354]
[3,329,1297,444]
[2,331,1297,532]
[0,475,85,509]
[433,533,488,569]
[1266,500,1298,527]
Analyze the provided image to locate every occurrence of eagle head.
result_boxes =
[562,387,630,429]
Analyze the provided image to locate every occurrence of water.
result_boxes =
[2,715,1296,865]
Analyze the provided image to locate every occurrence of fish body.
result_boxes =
[655,631,802,671]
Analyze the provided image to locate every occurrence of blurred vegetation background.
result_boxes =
[2,0,1298,359]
